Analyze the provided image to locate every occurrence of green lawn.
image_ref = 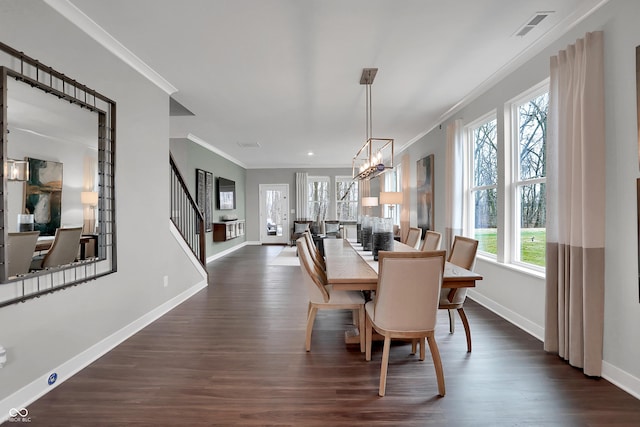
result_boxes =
[474,228,546,267]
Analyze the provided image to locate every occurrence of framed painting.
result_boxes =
[196,168,213,232]
[25,157,63,236]
[416,154,434,238]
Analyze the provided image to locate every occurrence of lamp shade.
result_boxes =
[361,196,379,207]
[379,191,403,205]
[81,191,99,206]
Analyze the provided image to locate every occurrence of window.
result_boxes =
[336,177,358,221]
[307,176,329,222]
[468,115,498,256]
[511,88,548,268]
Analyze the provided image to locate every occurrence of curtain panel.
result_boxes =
[295,172,308,220]
[445,119,464,254]
[544,31,605,377]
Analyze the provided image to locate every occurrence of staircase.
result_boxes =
[170,153,207,269]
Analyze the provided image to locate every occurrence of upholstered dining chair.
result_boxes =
[439,235,479,352]
[420,230,442,251]
[7,231,40,277]
[365,250,447,397]
[303,230,326,272]
[405,227,422,249]
[296,238,365,352]
[31,227,83,270]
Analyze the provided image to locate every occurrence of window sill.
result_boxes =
[476,254,546,280]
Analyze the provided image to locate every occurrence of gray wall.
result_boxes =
[246,168,352,241]
[170,138,247,257]
[395,0,640,394]
[0,1,203,408]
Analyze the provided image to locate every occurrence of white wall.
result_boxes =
[398,0,640,396]
[0,0,205,413]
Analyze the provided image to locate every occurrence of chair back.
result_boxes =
[42,227,83,268]
[303,231,326,271]
[373,250,446,331]
[421,231,442,251]
[296,238,329,303]
[324,220,341,237]
[405,227,422,249]
[7,231,40,277]
[448,236,479,270]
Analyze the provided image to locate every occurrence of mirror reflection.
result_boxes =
[4,78,100,281]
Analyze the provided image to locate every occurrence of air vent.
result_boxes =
[237,142,261,149]
[514,11,553,37]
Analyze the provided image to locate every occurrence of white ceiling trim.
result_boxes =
[186,133,248,169]
[44,0,178,95]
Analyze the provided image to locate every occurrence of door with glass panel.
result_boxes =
[259,184,290,244]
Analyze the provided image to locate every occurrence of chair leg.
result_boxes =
[305,306,318,352]
[411,339,417,355]
[379,336,391,397]
[419,337,426,361]
[448,309,455,333]
[358,305,365,353]
[457,308,472,352]
[426,334,446,397]
[365,314,373,361]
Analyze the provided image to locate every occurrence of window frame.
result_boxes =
[307,176,330,222]
[465,110,499,260]
[507,80,549,272]
[335,176,359,222]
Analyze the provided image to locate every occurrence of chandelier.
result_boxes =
[352,68,394,180]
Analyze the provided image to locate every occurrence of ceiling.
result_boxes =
[59,0,606,169]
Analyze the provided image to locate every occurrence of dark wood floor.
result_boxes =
[14,245,640,426]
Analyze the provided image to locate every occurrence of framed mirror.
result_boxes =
[0,42,117,307]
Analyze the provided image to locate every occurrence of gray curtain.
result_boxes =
[544,31,605,377]
[445,119,463,254]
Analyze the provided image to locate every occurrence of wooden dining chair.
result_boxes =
[296,238,365,352]
[420,230,442,251]
[365,250,447,397]
[7,231,40,277]
[405,227,422,249]
[439,235,479,352]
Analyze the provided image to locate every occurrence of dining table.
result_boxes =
[323,237,483,345]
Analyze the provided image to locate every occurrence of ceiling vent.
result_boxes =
[237,142,261,149]
[514,11,553,37]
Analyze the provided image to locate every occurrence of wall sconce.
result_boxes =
[6,159,28,181]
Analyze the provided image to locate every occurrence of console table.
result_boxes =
[212,220,245,242]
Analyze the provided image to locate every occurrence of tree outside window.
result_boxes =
[336,177,358,222]
[470,117,498,255]
[514,91,547,267]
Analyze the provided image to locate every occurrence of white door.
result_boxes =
[259,184,290,244]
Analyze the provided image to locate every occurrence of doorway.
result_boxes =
[259,184,290,245]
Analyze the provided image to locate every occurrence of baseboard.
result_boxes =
[206,241,250,263]
[0,280,207,423]
[470,291,640,400]
[467,290,544,341]
[602,361,640,399]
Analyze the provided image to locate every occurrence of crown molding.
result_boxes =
[186,134,248,169]
[44,0,178,95]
